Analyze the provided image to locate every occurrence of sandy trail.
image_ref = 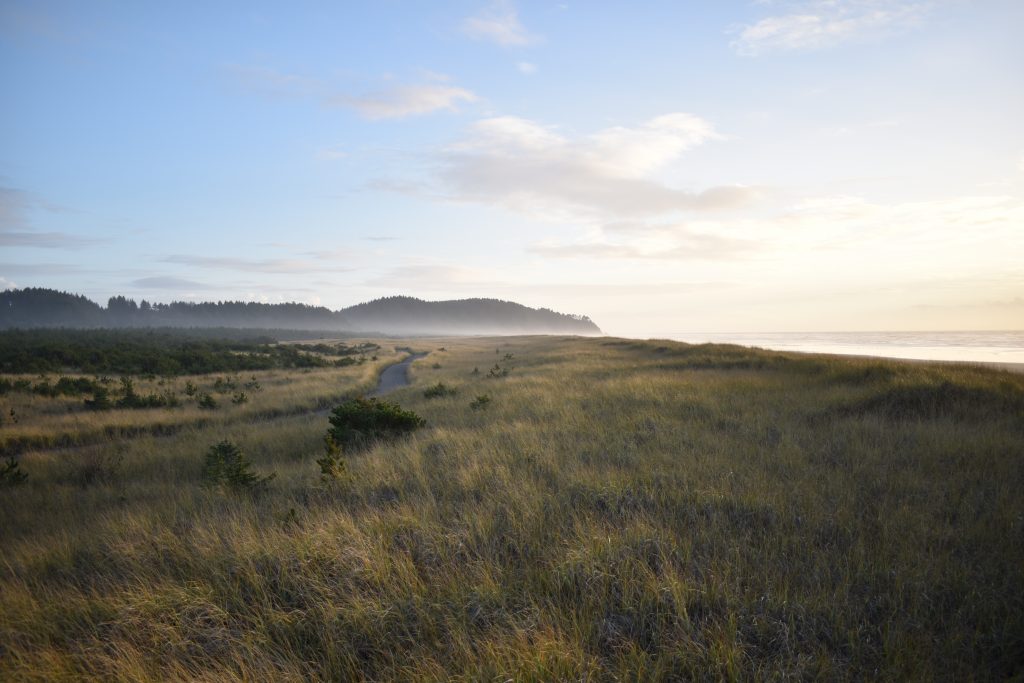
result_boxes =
[369,352,428,397]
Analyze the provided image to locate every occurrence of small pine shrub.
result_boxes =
[424,382,457,399]
[76,451,123,488]
[198,393,218,409]
[0,456,27,486]
[117,377,141,408]
[487,364,511,378]
[471,367,480,375]
[84,386,112,410]
[213,377,236,393]
[231,392,248,405]
[202,440,274,492]
[316,434,348,483]
[184,381,198,396]
[470,394,492,411]
[327,397,425,451]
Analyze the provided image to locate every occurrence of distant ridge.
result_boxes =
[0,288,601,335]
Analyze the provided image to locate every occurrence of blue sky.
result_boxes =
[2,0,1022,335]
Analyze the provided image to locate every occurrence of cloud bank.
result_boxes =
[435,114,760,219]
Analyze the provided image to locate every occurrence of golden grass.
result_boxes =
[1,335,1022,680]
[0,341,398,454]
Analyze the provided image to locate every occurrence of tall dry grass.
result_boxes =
[1,336,1022,680]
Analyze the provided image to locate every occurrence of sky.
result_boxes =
[2,0,1022,336]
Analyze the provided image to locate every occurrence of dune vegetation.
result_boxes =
[1,334,1022,681]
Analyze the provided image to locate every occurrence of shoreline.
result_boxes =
[641,336,1024,374]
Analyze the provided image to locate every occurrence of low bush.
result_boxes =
[84,386,112,410]
[487,363,511,378]
[0,456,27,486]
[469,394,492,411]
[316,434,348,483]
[327,397,425,451]
[201,440,274,492]
[424,382,457,399]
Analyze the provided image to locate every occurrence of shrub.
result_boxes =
[470,394,492,411]
[0,456,27,486]
[231,392,248,405]
[213,376,236,393]
[487,363,511,378]
[316,434,348,483]
[327,397,425,451]
[202,440,274,492]
[84,386,112,410]
[76,451,123,488]
[198,393,218,409]
[424,382,457,399]
[184,381,198,396]
[116,377,142,408]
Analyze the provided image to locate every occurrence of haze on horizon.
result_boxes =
[2,1,1022,337]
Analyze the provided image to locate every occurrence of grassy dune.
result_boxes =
[0,344,396,455]
[1,336,1022,680]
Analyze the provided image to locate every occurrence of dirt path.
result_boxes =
[369,352,428,397]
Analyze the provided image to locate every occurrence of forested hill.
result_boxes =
[337,296,598,334]
[0,288,601,335]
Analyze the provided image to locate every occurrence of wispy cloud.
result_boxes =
[364,264,494,289]
[530,224,758,261]
[517,61,537,74]
[316,145,348,160]
[0,261,86,275]
[732,1,930,56]
[462,0,538,46]
[225,65,323,98]
[332,84,478,120]
[0,186,103,249]
[428,114,761,220]
[528,193,1024,266]
[162,254,354,274]
[131,276,212,290]
[0,230,103,249]
[229,66,478,120]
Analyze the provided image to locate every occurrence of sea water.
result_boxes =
[660,331,1024,364]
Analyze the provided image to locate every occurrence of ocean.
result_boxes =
[658,331,1024,365]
